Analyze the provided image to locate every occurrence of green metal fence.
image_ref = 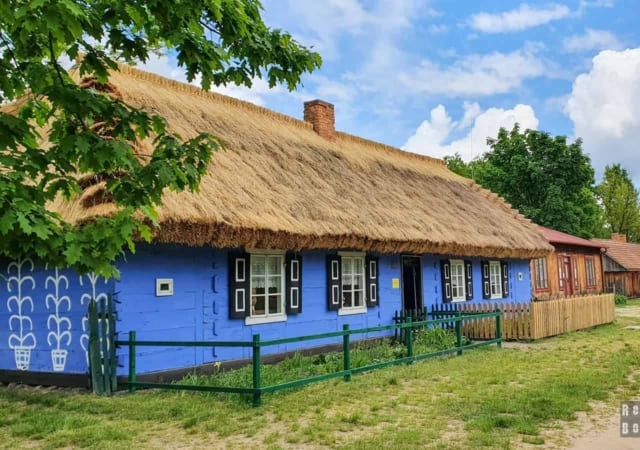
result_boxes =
[115,311,502,406]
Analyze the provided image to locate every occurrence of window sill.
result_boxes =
[245,314,287,325]
[451,298,466,303]
[338,307,367,316]
[490,295,503,300]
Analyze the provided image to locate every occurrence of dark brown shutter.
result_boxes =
[464,260,473,300]
[440,260,452,302]
[501,262,509,298]
[228,250,250,319]
[481,260,490,299]
[327,254,341,311]
[286,252,302,314]
[366,255,379,307]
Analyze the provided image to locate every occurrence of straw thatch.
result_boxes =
[42,64,551,258]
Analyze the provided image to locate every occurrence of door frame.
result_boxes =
[401,255,424,311]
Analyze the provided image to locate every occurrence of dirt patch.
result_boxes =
[520,367,640,449]
[564,411,638,450]
[616,306,640,318]
[517,401,614,449]
[501,341,536,351]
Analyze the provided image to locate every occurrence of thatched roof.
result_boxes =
[44,64,551,258]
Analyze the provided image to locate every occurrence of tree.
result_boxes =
[446,125,603,238]
[0,0,321,277]
[444,152,490,181]
[596,164,640,242]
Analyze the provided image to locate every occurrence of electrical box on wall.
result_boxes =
[156,278,173,297]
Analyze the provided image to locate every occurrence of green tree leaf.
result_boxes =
[445,125,604,238]
[0,0,321,278]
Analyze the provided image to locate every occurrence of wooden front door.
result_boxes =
[401,256,423,311]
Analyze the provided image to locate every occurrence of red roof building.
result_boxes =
[592,234,640,296]
[531,226,606,299]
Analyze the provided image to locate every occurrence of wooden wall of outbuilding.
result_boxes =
[603,271,640,297]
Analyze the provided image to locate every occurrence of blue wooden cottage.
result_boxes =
[0,65,552,385]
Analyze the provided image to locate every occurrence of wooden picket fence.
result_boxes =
[431,293,614,341]
[431,302,531,340]
[530,293,615,339]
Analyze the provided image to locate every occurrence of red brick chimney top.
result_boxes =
[611,233,627,243]
[304,99,335,141]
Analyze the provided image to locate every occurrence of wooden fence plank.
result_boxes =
[441,294,614,341]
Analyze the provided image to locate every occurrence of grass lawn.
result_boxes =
[1,312,639,449]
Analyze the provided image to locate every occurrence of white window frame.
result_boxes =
[245,250,287,325]
[534,258,548,291]
[585,256,597,288]
[338,251,367,315]
[450,259,466,303]
[489,261,502,299]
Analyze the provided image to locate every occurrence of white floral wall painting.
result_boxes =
[7,259,37,371]
[45,268,72,372]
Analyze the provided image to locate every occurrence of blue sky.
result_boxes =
[143,0,640,182]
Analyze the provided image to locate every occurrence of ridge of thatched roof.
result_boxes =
[44,63,551,258]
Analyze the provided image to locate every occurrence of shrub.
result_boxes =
[615,294,628,305]
[414,328,457,351]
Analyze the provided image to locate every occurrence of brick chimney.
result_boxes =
[304,99,335,141]
[611,233,627,242]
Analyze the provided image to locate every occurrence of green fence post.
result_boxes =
[107,295,118,393]
[423,306,428,328]
[252,334,262,407]
[342,324,351,382]
[496,309,503,348]
[88,300,103,395]
[455,310,463,356]
[99,297,110,395]
[128,330,136,393]
[406,316,413,360]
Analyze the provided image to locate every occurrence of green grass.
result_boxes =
[616,297,640,308]
[180,327,461,391]
[1,315,640,449]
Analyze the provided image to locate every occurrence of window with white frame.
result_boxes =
[450,260,466,301]
[341,255,366,313]
[489,261,502,298]
[250,253,285,320]
[534,258,549,291]
[585,256,597,288]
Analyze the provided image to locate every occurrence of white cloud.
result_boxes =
[469,3,571,33]
[459,101,482,129]
[578,0,615,12]
[402,103,539,160]
[308,75,354,104]
[563,29,622,53]
[398,46,548,97]
[263,0,421,60]
[428,24,449,34]
[566,48,640,181]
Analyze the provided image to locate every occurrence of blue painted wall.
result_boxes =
[421,256,532,309]
[0,245,533,377]
[114,246,403,375]
[0,258,114,374]
[114,245,533,375]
